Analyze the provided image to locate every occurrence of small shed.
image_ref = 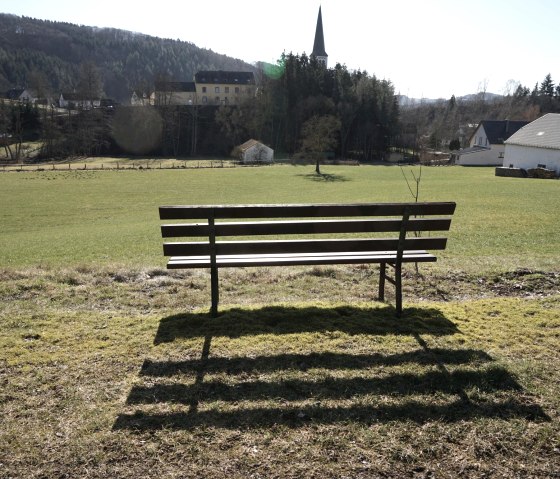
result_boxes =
[503,113,560,176]
[236,139,274,164]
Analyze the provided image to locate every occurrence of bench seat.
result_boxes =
[167,250,437,268]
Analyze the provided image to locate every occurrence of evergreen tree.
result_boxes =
[539,73,555,97]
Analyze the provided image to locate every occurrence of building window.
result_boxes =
[225,87,230,93]
[224,97,229,104]
[202,86,207,93]
[235,87,240,94]
[498,152,504,158]
[202,96,207,103]
[215,86,220,93]
[215,96,220,103]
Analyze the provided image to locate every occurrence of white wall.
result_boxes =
[457,146,504,165]
[243,144,274,163]
[469,124,489,148]
[504,144,560,174]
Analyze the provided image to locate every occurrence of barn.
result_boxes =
[236,139,274,164]
[503,113,560,176]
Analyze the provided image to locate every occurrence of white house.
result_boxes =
[503,113,560,176]
[6,88,37,103]
[59,93,101,109]
[130,91,149,106]
[452,120,528,166]
[236,139,274,164]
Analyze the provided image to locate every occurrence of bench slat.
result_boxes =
[163,237,448,256]
[161,218,453,238]
[159,202,456,220]
[167,251,437,268]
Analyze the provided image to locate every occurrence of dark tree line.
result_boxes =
[216,53,400,161]
[12,53,399,162]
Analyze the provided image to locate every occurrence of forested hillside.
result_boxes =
[0,14,254,102]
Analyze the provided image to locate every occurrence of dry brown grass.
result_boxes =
[1,265,559,478]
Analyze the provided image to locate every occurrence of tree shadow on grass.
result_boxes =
[113,305,550,431]
[296,172,350,182]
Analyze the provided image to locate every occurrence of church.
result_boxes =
[312,6,328,67]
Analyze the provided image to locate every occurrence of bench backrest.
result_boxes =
[159,202,456,259]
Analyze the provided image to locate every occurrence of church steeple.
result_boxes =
[312,6,328,67]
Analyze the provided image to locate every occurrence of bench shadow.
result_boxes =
[114,399,548,431]
[113,305,550,431]
[153,305,458,344]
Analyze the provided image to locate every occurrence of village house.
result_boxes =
[150,81,196,106]
[5,87,37,103]
[58,93,101,110]
[451,120,528,166]
[130,90,149,106]
[503,113,560,176]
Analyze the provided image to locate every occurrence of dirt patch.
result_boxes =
[408,268,560,302]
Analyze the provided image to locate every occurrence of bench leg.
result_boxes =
[378,262,386,301]
[210,266,219,317]
[395,264,402,317]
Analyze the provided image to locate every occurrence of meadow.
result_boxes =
[0,164,559,478]
[1,163,559,271]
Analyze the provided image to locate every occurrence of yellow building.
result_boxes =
[194,71,255,106]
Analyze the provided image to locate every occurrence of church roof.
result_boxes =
[312,6,327,58]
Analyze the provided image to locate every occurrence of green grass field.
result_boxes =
[1,164,559,271]
[1,164,559,478]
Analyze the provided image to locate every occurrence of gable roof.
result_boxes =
[194,71,255,85]
[478,120,528,144]
[239,139,261,152]
[312,6,328,58]
[154,81,196,92]
[6,88,25,99]
[504,113,560,150]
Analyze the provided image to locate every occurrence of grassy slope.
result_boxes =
[0,165,559,271]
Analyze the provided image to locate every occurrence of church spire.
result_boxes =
[312,6,328,67]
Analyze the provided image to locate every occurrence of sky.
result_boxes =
[2,0,560,99]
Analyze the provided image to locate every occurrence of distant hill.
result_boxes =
[398,92,503,107]
[0,13,255,102]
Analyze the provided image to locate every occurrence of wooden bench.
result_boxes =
[159,202,456,317]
